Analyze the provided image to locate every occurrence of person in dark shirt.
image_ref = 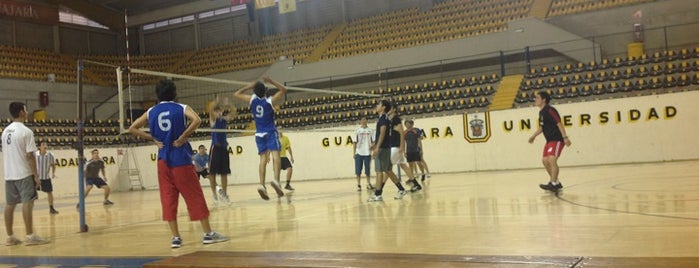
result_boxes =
[82,149,113,206]
[367,100,407,202]
[207,98,231,205]
[388,109,419,192]
[528,91,572,192]
[403,119,423,191]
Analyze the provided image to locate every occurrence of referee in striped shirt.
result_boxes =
[35,141,58,214]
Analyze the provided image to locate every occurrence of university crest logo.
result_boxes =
[463,111,491,143]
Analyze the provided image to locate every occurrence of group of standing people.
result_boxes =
[353,100,433,202]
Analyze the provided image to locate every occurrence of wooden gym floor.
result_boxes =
[1,160,699,267]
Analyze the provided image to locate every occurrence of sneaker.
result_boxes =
[5,236,22,246]
[284,184,294,191]
[394,190,408,200]
[270,180,284,197]
[539,182,554,191]
[357,185,362,191]
[410,184,422,192]
[203,231,229,244]
[50,208,59,214]
[103,200,114,205]
[171,237,182,248]
[220,193,231,204]
[539,182,562,192]
[25,234,49,246]
[421,174,426,182]
[217,187,224,198]
[367,195,383,202]
[367,184,375,190]
[258,185,270,200]
[553,182,563,191]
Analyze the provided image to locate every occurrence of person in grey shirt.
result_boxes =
[79,149,113,208]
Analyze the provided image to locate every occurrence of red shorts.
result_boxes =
[157,160,209,221]
[542,141,564,157]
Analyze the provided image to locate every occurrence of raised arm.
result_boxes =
[264,77,287,104]
[233,81,256,102]
[208,97,218,127]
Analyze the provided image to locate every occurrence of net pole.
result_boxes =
[117,68,126,132]
[76,59,87,232]
[124,9,134,129]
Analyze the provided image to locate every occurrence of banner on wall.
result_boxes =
[463,111,491,143]
[279,0,296,14]
[255,0,275,9]
[0,0,58,24]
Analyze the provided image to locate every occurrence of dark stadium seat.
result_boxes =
[679,48,692,59]
[620,80,634,92]
[679,61,692,72]
[562,63,574,74]
[635,78,648,91]
[553,88,566,99]
[607,81,619,94]
[663,75,677,88]
[609,69,621,81]
[580,85,592,96]
[566,87,579,98]
[649,77,662,90]
[515,92,529,103]
[636,66,649,77]
[592,83,607,95]
[570,74,582,85]
[477,97,489,107]
[650,64,663,76]
[677,74,690,87]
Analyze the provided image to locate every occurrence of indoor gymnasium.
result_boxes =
[1,0,698,267]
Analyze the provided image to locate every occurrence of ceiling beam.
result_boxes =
[50,0,124,31]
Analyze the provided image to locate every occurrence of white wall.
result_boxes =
[1,90,697,199]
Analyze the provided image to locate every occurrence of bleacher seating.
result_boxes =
[0,45,75,83]
[548,0,655,17]
[515,46,699,106]
[322,0,531,60]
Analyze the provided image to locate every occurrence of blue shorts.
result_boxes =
[86,177,108,188]
[354,154,371,176]
[255,131,281,154]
